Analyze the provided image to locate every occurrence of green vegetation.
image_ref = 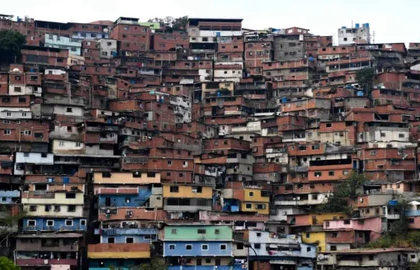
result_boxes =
[0,30,26,64]
[368,200,412,248]
[315,172,367,214]
[136,258,166,270]
[0,207,27,236]
[147,16,188,30]
[0,256,19,270]
[356,67,375,98]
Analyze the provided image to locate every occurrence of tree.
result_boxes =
[172,16,188,30]
[147,16,188,30]
[315,172,367,214]
[0,207,27,237]
[0,256,19,269]
[334,171,367,199]
[355,68,375,98]
[0,30,26,64]
[134,258,166,270]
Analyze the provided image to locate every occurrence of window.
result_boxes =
[75,142,81,147]
[197,229,206,234]
[80,219,87,226]
[27,220,36,226]
[169,244,176,250]
[256,232,261,237]
[314,172,322,177]
[66,193,76,199]
[65,220,73,226]
[171,229,177,234]
[330,245,337,251]
[186,244,193,250]
[249,191,254,197]
[201,244,209,250]
[126,237,134,243]
[245,203,252,209]
[45,205,51,212]
[67,205,76,212]
[167,160,172,165]
[66,107,73,113]
[46,220,54,226]
[237,243,244,249]
[18,97,26,103]
[399,133,405,138]
[29,205,37,212]
[220,244,227,250]
[170,186,179,193]
[215,229,220,234]
[368,255,374,261]
[307,247,312,252]
[410,218,415,224]
[256,204,266,210]
[4,130,11,135]
[254,243,261,249]
[332,232,338,238]
[326,123,332,128]
[14,87,22,92]
[108,237,115,243]
[370,150,377,156]
[329,171,335,176]
[344,220,351,224]
[193,186,202,193]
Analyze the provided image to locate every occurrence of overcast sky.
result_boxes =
[3,0,420,44]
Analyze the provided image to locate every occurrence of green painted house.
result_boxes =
[163,225,233,241]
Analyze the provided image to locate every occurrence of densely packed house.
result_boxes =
[1,13,420,270]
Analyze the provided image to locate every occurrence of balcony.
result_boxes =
[94,228,158,236]
[16,259,78,267]
[88,243,150,259]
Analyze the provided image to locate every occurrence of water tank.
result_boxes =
[357,91,364,96]
[12,68,20,72]
[355,23,360,28]
[341,26,346,29]
[281,97,288,103]
[364,23,370,28]
[308,56,315,62]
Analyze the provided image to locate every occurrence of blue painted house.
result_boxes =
[22,217,87,232]
[98,186,151,208]
[0,190,20,204]
[163,225,242,270]
[95,228,158,244]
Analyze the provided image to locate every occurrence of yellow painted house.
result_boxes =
[162,184,213,199]
[301,231,327,252]
[241,188,270,215]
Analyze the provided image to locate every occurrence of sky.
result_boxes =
[3,0,420,44]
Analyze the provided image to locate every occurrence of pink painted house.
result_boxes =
[323,217,384,241]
